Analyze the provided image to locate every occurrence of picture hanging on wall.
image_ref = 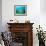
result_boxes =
[14,5,27,16]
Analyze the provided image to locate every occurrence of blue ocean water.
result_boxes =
[15,5,27,14]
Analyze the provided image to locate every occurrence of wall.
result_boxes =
[40,0,46,32]
[40,0,46,13]
[0,0,2,32]
[2,0,40,46]
[2,0,40,30]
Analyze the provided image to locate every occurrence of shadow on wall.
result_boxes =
[0,0,2,32]
[40,0,46,13]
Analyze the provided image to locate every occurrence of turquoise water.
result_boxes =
[15,5,27,14]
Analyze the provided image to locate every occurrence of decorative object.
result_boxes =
[10,20,13,21]
[36,25,45,46]
[14,5,27,16]
[25,20,30,23]
[8,19,19,23]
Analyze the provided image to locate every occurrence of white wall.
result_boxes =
[40,0,46,31]
[2,0,40,46]
[0,0,2,32]
[40,0,46,13]
[2,0,40,30]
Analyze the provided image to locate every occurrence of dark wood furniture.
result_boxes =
[7,23,34,46]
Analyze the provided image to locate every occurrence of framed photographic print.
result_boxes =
[14,5,27,16]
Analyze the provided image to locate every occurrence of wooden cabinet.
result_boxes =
[7,23,34,46]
